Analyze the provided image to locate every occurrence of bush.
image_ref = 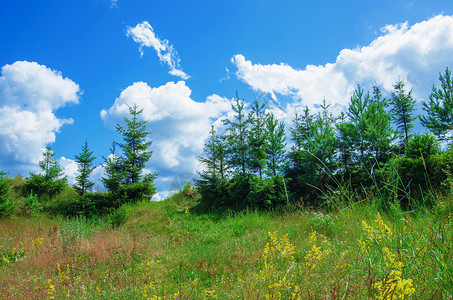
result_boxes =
[195,176,230,209]
[0,179,14,217]
[405,133,440,159]
[113,181,156,207]
[246,176,288,208]
[22,173,67,200]
[16,193,42,216]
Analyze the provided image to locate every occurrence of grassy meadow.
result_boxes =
[0,185,452,300]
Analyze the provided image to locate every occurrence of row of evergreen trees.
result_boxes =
[196,68,453,209]
[0,104,156,217]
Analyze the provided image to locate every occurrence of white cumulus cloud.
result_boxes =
[127,21,190,80]
[100,80,232,197]
[232,14,453,110]
[0,61,81,171]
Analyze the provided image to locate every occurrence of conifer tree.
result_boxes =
[265,114,286,177]
[24,147,67,199]
[390,80,416,148]
[347,85,370,161]
[39,147,65,180]
[365,85,395,162]
[102,104,156,201]
[248,99,268,179]
[223,96,250,174]
[420,67,453,141]
[102,143,124,193]
[74,140,96,195]
[115,104,153,184]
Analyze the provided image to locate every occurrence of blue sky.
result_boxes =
[1,0,453,199]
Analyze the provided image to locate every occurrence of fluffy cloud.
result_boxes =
[232,15,453,110]
[127,21,190,80]
[101,80,232,197]
[0,61,80,171]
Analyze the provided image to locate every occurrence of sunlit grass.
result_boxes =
[0,190,451,299]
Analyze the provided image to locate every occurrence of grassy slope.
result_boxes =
[0,191,452,299]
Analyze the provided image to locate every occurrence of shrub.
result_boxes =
[405,133,440,159]
[22,173,67,201]
[16,193,42,216]
[0,179,14,217]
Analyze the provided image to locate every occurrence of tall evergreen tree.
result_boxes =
[248,99,268,179]
[420,67,453,141]
[74,140,96,195]
[365,85,395,163]
[390,80,416,148]
[265,114,286,177]
[347,85,370,161]
[115,104,153,184]
[336,112,355,173]
[223,96,250,174]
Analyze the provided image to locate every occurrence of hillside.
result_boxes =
[0,187,451,299]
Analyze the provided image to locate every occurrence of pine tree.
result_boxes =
[390,80,416,148]
[74,140,96,195]
[265,114,286,177]
[223,96,250,175]
[115,104,153,184]
[420,67,453,141]
[248,99,268,179]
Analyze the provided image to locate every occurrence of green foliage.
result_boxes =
[16,193,42,216]
[0,178,14,217]
[265,114,286,177]
[421,67,453,140]
[102,104,156,203]
[115,104,153,184]
[390,80,417,147]
[223,96,250,174]
[248,99,268,178]
[405,133,440,159]
[246,176,288,208]
[73,140,96,195]
[23,148,67,200]
[196,175,230,209]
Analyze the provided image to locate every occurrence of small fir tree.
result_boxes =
[223,95,250,175]
[265,114,286,177]
[39,147,65,180]
[248,99,268,179]
[390,80,416,148]
[74,140,96,195]
[115,104,153,184]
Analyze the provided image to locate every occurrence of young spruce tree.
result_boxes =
[390,80,416,148]
[265,114,286,177]
[74,140,96,195]
[103,104,156,202]
[248,99,268,179]
[223,96,250,175]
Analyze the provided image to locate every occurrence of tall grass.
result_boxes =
[0,185,451,299]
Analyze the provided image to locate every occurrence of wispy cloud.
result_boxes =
[232,14,453,110]
[127,21,190,80]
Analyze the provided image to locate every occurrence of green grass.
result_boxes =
[0,189,452,299]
